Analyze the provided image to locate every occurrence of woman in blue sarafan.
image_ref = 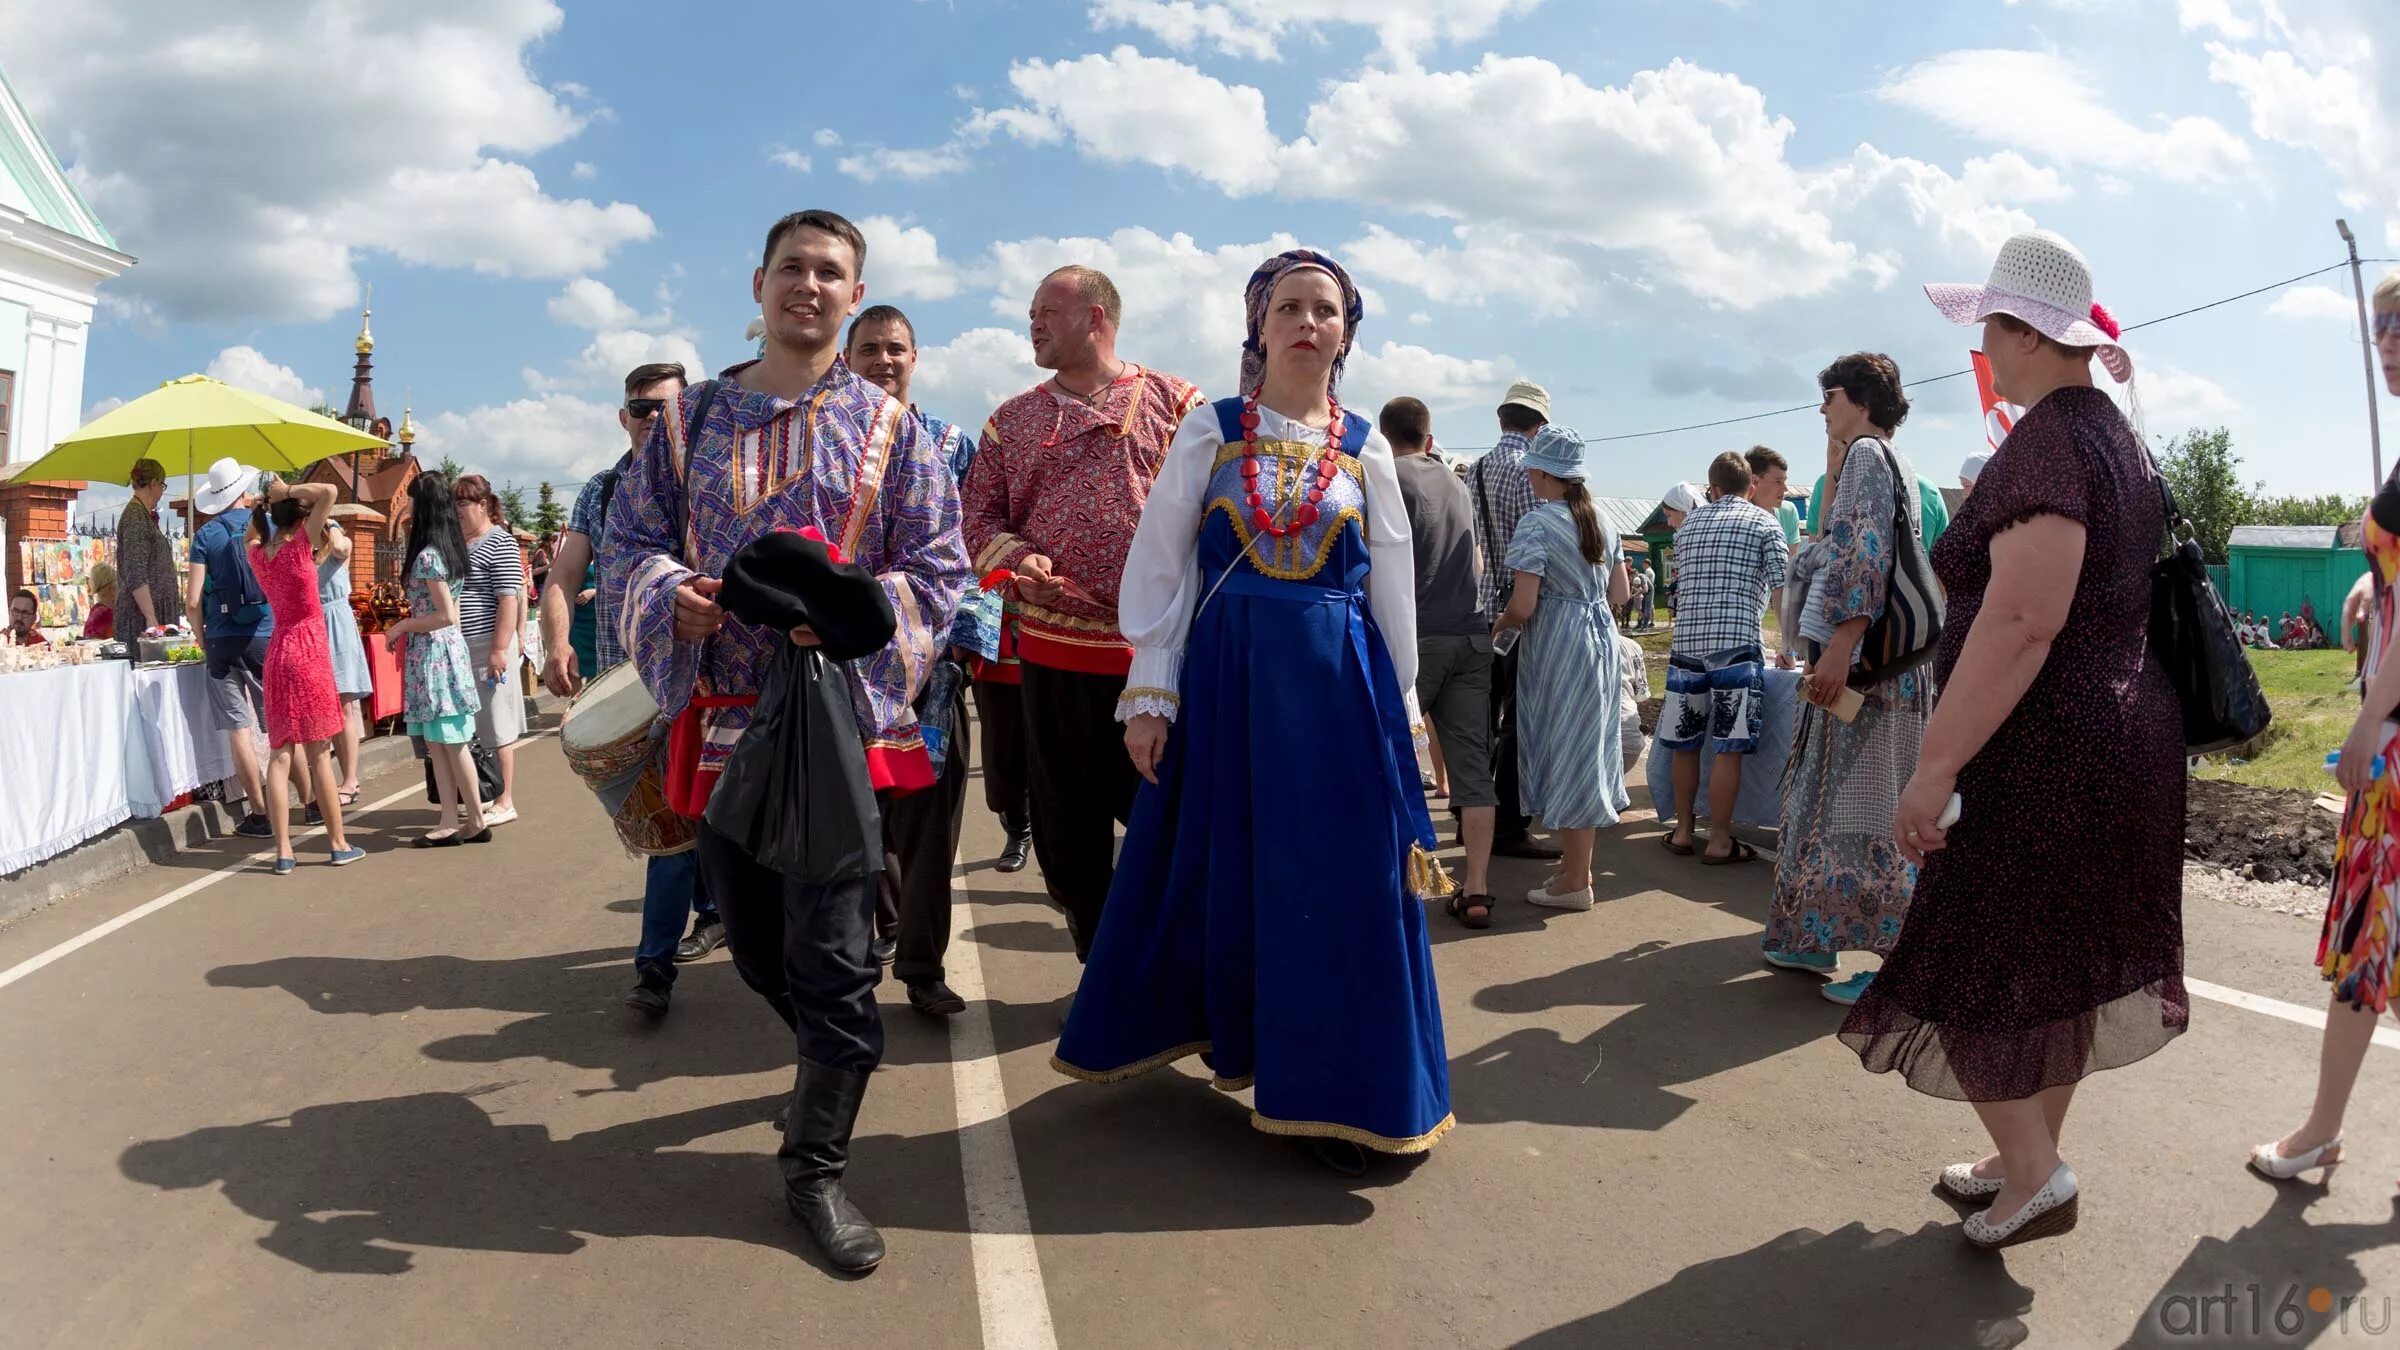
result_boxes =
[1052,249,1455,1176]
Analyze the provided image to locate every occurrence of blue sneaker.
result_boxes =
[328,846,366,868]
[1821,971,1876,1006]
[272,856,296,876]
[1763,947,1837,974]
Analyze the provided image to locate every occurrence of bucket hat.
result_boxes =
[1499,380,1551,421]
[1523,426,1587,480]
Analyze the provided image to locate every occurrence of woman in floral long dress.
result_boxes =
[2253,270,2400,1185]
[1763,353,1932,1007]
[386,472,487,847]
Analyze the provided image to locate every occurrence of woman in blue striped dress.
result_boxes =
[1493,426,1632,911]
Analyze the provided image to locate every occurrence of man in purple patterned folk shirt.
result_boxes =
[599,209,969,1274]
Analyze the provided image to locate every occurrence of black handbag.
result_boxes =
[420,736,503,805]
[701,644,883,884]
[2148,473,2271,754]
[1848,437,1946,688]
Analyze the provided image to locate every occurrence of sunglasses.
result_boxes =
[2375,313,2400,341]
[626,398,666,419]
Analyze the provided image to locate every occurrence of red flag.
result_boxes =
[1971,351,2016,452]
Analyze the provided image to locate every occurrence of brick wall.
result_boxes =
[0,480,89,595]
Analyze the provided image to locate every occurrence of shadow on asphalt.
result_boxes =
[204,949,1068,1087]
[1514,1220,2034,1347]
[1450,932,1833,1131]
[118,1064,1379,1277]
[2114,1184,2400,1348]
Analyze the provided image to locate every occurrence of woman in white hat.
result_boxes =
[1837,231,2183,1249]
[2256,270,2400,1189]
[1959,453,1990,500]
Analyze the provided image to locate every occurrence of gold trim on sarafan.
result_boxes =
[1205,438,1366,580]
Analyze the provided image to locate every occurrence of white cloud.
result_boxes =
[1,0,656,323]
[548,277,644,330]
[813,129,843,148]
[1340,223,1587,315]
[529,278,704,394]
[2268,283,2359,321]
[1087,0,1544,63]
[570,161,598,181]
[2138,362,2244,432]
[993,47,1279,194]
[204,346,328,411]
[837,144,977,182]
[83,397,127,424]
[913,328,1039,423]
[2177,0,2257,39]
[2204,36,2395,240]
[859,216,965,301]
[1346,341,1514,416]
[1879,50,2254,185]
[416,393,628,487]
[769,147,812,172]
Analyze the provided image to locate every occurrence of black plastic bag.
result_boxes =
[2146,476,2270,755]
[420,736,502,805]
[702,644,882,884]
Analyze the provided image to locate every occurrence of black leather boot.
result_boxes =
[996,827,1033,874]
[780,1057,886,1273]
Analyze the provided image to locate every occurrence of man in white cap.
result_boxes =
[183,457,276,838]
[1464,379,1562,861]
[1960,452,1990,500]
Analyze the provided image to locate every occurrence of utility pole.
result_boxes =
[2339,218,2383,489]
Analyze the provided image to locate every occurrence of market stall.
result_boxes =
[0,645,229,874]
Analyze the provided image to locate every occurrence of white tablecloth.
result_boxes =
[0,663,136,874]
[0,661,231,874]
[127,664,232,816]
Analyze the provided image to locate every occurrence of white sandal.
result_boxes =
[2248,1135,2343,1181]
[1938,1162,2005,1200]
[1964,1161,2079,1249]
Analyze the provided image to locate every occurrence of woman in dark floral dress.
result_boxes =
[1841,232,2184,1250]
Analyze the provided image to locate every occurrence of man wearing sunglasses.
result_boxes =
[542,361,725,1018]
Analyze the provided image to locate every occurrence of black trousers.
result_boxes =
[1488,645,1533,844]
[698,821,884,1074]
[975,678,1031,836]
[1019,663,1136,960]
[876,679,971,986]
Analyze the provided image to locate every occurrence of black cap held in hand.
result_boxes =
[716,529,896,661]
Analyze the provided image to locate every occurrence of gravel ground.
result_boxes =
[2183,860,2328,919]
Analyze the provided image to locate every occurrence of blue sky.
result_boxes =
[9,0,2399,514]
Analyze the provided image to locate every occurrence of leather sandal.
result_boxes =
[1447,893,1495,929]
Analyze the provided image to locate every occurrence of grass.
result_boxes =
[2193,648,2356,793]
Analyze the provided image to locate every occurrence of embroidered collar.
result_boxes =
[714,358,870,430]
[1041,363,1148,442]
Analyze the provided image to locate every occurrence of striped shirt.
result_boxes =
[457,528,526,644]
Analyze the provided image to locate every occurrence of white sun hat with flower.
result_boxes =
[1926,231,2132,383]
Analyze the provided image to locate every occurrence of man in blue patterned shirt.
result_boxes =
[1463,379,1562,861]
[845,305,985,1018]
[537,361,726,1014]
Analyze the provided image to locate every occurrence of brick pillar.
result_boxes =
[0,480,89,595]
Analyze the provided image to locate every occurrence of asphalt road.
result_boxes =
[4,726,2398,1349]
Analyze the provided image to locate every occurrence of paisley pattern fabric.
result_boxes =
[599,360,971,793]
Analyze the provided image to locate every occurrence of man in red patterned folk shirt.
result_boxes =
[962,265,1204,964]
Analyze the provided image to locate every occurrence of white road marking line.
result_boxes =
[0,778,423,992]
[2188,977,2400,1051]
[944,863,1058,1350]
[0,729,557,993]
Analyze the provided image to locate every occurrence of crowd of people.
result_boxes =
[199,202,2390,1281]
[88,445,549,870]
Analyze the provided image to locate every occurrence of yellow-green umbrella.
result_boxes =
[8,373,389,534]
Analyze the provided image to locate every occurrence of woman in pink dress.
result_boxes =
[248,475,365,873]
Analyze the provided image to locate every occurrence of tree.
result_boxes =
[533,481,568,541]
[497,482,530,530]
[2157,427,2247,563]
[2248,491,2367,528]
[435,454,466,482]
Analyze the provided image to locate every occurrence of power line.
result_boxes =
[1512,257,2380,449]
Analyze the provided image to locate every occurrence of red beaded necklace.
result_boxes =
[1239,393,1344,538]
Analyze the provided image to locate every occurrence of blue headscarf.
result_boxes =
[1239,249,1365,397]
